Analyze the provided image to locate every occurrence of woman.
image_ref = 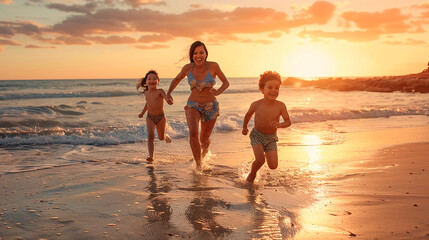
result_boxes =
[166,41,229,170]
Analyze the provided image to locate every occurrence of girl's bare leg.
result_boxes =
[246,144,266,182]
[200,118,216,158]
[186,107,202,169]
[146,117,156,161]
[155,117,170,142]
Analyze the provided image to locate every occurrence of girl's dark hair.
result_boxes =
[136,70,159,94]
[189,41,208,63]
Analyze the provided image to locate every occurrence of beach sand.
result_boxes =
[1,126,428,239]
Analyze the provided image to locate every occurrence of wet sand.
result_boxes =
[1,126,428,239]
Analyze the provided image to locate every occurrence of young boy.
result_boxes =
[242,71,291,183]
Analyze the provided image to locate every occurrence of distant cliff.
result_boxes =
[283,64,429,93]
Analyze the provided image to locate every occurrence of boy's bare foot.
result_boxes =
[146,157,154,162]
[164,134,171,143]
[246,172,256,183]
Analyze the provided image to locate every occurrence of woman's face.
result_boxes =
[193,45,207,66]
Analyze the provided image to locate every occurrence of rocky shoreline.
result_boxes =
[283,65,429,93]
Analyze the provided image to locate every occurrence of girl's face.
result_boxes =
[193,46,207,66]
[146,73,159,90]
[262,79,280,101]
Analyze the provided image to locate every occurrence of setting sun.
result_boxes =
[285,45,337,79]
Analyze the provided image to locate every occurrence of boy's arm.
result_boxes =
[278,103,291,128]
[242,102,256,135]
[138,103,147,118]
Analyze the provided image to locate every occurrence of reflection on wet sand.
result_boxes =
[185,173,233,238]
[146,165,172,223]
[247,188,301,239]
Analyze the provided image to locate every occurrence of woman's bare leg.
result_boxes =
[200,118,216,158]
[186,108,202,169]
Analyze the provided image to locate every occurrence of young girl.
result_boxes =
[137,70,172,162]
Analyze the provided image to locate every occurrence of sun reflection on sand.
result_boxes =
[303,135,323,173]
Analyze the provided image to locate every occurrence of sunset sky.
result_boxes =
[1,0,429,80]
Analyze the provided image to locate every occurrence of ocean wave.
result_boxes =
[0,91,135,100]
[289,106,429,123]
[1,105,427,147]
[0,105,86,118]
[0,126,145,147]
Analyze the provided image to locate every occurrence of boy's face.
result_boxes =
[261,79,280,101]
[147,73,159,89]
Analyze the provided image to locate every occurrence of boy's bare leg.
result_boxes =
[265,150,279,170]
[247,145,266,182]
[146,117,156,161]
[186,108,202,169]
[200,118,216,158]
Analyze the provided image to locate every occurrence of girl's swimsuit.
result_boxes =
[186,65,219,122]
[147,112,165,125]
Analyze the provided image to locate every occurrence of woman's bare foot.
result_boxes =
[201,148,209,158]
[146,157,154,162]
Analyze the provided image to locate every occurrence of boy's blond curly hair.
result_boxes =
[258,71,282,90]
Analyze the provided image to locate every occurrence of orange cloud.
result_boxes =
[0,0,12,4]
[123,0,165,7]
[138,33,173,43]
[0,1,339,51]
[25,44,56,48]
[342,8,414,33]
[384,38,426,45]
[51,1,336,39]
[135,44,169,49]
[293,1,336,25]
[46,3,97,14]
[55,36,92,45]
[300,6,427,43]
[89,35,138,44]
[0,21,43,37]
[299,29,381,42]
[0,38,21,52]
[0,39,21,45]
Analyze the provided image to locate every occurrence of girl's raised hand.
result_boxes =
[166,94,174,104]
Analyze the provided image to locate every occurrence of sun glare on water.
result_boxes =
[285,45,337,80]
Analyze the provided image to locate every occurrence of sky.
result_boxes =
[0,0,429,80]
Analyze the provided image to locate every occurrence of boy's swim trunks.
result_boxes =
[250,128,278,152]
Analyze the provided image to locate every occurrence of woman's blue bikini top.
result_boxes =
[187,66,215,91]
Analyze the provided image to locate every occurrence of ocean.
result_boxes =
[1,77,428,175]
